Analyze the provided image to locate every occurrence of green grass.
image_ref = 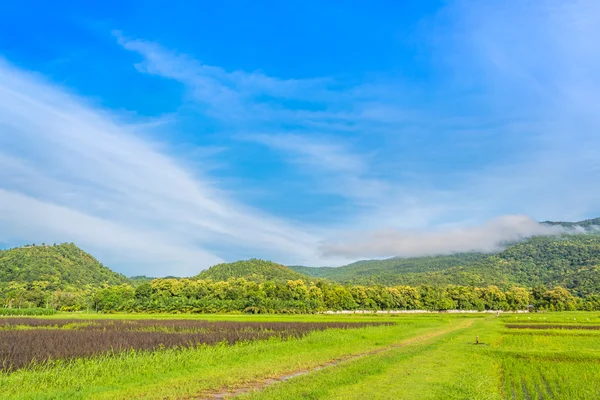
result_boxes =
[496,323,600,399]
[500,311,600,325]
[242,313,600,400]
[242,318,501,400]
[2,312,600,399]
[0,314,461,399]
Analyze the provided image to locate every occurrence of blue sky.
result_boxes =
[1,1,599,276]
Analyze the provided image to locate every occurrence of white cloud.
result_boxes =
[247,134,366,174]
[114,31,339,125]
[242,133,389,202]
[320,215,566,258]
[0,59,321,276]
[0,189,222,270]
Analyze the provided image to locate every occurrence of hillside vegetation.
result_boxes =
[196,259,312,283]
[452,234,600,295]
[291,234,600,295]
[0,243,127,289]
[289,253,487,282]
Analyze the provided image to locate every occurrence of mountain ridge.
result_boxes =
[289,218,600,294]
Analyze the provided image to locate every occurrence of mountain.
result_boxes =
[452,234,600,295]
[0,243,128,288]
[289,253,487,282]
[196,259,312,282]
[290,219,600,295]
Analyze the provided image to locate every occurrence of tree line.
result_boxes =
[2,278,600,313]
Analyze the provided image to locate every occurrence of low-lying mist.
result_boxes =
[320,215,595,259]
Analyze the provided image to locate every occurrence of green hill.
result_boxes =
[290,221,600,295]
[289,253,487,283]
[196,259,312,282]
[0,243,128,288]
[453,234,600,295]
[345,234,600,294]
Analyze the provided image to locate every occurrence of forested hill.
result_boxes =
[289,253,487,282]
[196,259,312,282]
[454,234,600,295]
[0,243,128,288]
[290,234,600,295]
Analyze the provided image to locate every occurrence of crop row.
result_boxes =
[0,319,389,371]
[505,324,600,330]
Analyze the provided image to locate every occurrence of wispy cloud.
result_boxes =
[0,189,221,268]
[0,59,321,276]
[114,31,341,126]
[242,133,389,202]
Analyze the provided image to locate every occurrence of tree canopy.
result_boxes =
[0,243,127,290]
[196,259,312,283]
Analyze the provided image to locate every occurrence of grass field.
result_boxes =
[0,312,599,399]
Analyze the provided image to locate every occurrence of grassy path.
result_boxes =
[241,313,600,400]
[196,319,474,399]
[241,318,500,400]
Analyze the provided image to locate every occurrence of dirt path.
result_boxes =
[193,319,474,400]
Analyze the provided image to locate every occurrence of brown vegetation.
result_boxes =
[0,318,389,371]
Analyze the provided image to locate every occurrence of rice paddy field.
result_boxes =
[0,312,599,399]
